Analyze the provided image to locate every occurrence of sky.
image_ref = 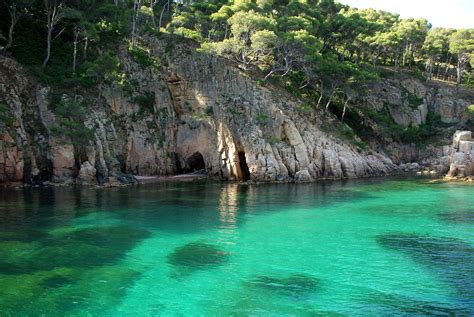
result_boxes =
[339,0,473,29]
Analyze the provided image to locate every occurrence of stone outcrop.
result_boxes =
[363,75,473,127]
[0,132,24,183]
[446,131,474,179]
[7,40,458,186]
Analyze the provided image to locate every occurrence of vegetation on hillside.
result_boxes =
[0,0,472,145]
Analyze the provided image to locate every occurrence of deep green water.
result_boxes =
[0,178,473,316]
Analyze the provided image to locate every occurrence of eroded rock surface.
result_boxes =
[0,41,426,185]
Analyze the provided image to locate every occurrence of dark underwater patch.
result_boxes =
[0,230,48,242]
[0,226,151,274]
[249,273,320,297]
[439,210,474,224]
[376,233,474,307]
[167,241,229,269]
[358,290,473,316]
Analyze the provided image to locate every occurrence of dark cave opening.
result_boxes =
[238,151,250,181]
[185,152,206,173]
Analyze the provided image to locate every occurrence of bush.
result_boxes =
[128,46,162,70]
[0,103,15,127]
[134,92,156,113]
[256,112,269,124]
[50,97,93,146]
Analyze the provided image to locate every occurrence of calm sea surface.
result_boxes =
[0,177,473,316]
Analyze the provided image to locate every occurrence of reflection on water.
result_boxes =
[0,178,472,315]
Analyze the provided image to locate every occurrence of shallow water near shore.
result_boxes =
[0,177,473,316]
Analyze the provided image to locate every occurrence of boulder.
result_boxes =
[294,169,312,183]
[76,161,97,185]
[51,144,75,183]
[453,131,472,149]
[446,131,473,179]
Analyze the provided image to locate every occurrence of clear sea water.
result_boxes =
[0,177,473,316]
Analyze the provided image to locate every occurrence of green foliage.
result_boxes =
[0,103,15,127]
[296,102,313,113]
[134,92,156,113]
[205,106,214,116]
[128,46,162,70]
[80,53,120,87]
[466,105,474,118]
[256,112,269,124]
[49,97,93,146]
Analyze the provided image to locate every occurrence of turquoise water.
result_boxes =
[0,178,473,316]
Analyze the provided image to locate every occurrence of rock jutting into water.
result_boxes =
[167,241,229,269]
[444,130,474,180]
[249,274,320,297]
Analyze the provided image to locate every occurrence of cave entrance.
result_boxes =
[185,152,206,173]
[238,151,250,181]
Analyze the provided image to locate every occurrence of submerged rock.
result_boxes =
[439,210,474,224]
[249,273,320,297]
[167,241,229,269]
[0,226,151,274]
[377,233,474,301]
[0,265,140,316]
[358,290,473,316]
[0,230,47,242]
[62,226,151,250]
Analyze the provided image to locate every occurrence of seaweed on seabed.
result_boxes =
[438,209,474,224]
[167,241,229,276]
[376,232,474,312]
[0,226,152,275]
[357,290,473,316]
[249,273,320,297]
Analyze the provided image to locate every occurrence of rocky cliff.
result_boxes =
[0,39,471,186]
[353,72,474,164]
[445,131,474,180]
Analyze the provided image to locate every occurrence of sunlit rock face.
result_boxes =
[446,130,474,179]
[0,40,399,185]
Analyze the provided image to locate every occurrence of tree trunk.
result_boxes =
[159,2,168,29]
[444,56,452,81]
[456,58,462,86]
[402,43,408,67]
[83,36,88,59]
[325,89,337,111]
[5,6,18,52]
[316,82,324,108]
[42,0,62,68]
[341,98,350,122]
[131,0,141,47]
[43,24,53,68]
[72,28,79,74]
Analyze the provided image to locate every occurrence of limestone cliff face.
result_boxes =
[446,131,474,179]
[1,41,401,185]
[355,74,474,163]
[362,75,472,127]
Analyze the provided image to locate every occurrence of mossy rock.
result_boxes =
[167,241,229,269]
[249,273,320,297]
